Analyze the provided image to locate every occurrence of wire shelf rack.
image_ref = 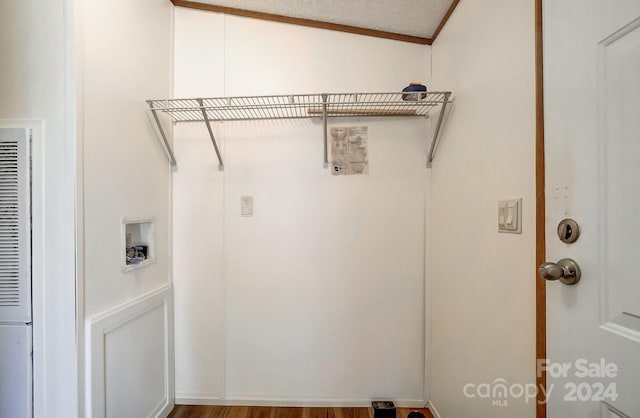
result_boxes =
[146,91,452,169]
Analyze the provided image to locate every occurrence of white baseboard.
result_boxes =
[151,396,175,418]
[176,397,425,408]
[427,401,441,418]
[86,284,174,418]
[392,400,427,408]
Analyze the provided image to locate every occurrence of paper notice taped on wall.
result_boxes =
[331,126,369,175]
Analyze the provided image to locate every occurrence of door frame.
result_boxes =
[535,1,546,418]
[0,120,42,418]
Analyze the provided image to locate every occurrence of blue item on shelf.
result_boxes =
[129,257,144,265]
[402,83,427,101]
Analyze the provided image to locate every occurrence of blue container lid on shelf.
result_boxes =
[402,83,427,101]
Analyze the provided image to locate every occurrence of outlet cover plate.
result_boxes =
[241,196,253,217]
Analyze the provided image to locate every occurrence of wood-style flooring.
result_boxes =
[168,406,434,418]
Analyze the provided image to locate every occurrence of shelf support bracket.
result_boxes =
[147,101,177,167]
[197,98,224,171]
[427,92,451,168]
[322,93,329,169]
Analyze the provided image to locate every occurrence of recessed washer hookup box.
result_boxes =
[371,401,396,418]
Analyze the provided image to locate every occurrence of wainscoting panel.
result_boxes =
[86,284,174,418]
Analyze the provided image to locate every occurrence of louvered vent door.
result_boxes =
[0,128,30,323]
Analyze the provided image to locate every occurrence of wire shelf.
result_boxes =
[146,91,452,169]
[147,92,451,123]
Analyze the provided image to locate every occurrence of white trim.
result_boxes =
[600,322,640,344]
[0,120,42,418]
[72,0,85,414]
[602,400,631,418]
[176,397,425,408]
[85,284,174,418]
[64,0,81,413]
[597,16,640,347]
[427,401,441,418]
[167,5,176,413]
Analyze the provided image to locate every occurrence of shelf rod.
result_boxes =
[322,94,329,169]
[147,101,177,166]
[308,108,418,117]
[427,92,451,168]
[197,98,224,171]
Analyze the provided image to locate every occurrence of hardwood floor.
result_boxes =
[168,406,434,418]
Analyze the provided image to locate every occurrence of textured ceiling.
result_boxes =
[194,0,455,39]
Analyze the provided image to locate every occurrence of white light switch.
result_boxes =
[498,198,522,234]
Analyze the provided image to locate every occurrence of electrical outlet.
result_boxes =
[241,196,253,217]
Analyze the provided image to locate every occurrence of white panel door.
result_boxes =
[544,1,640,417]
[0,128,30,323]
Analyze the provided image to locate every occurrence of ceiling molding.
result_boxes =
[171,0,434,45]
[430,0,460,42]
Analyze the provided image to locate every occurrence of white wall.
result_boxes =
[0,2,78,417]
[81,0,173,315]
[173,8,430,405]
[80,0,174,416]
[428,1,536,417]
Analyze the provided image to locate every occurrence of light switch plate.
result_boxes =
[498,198,522,234]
